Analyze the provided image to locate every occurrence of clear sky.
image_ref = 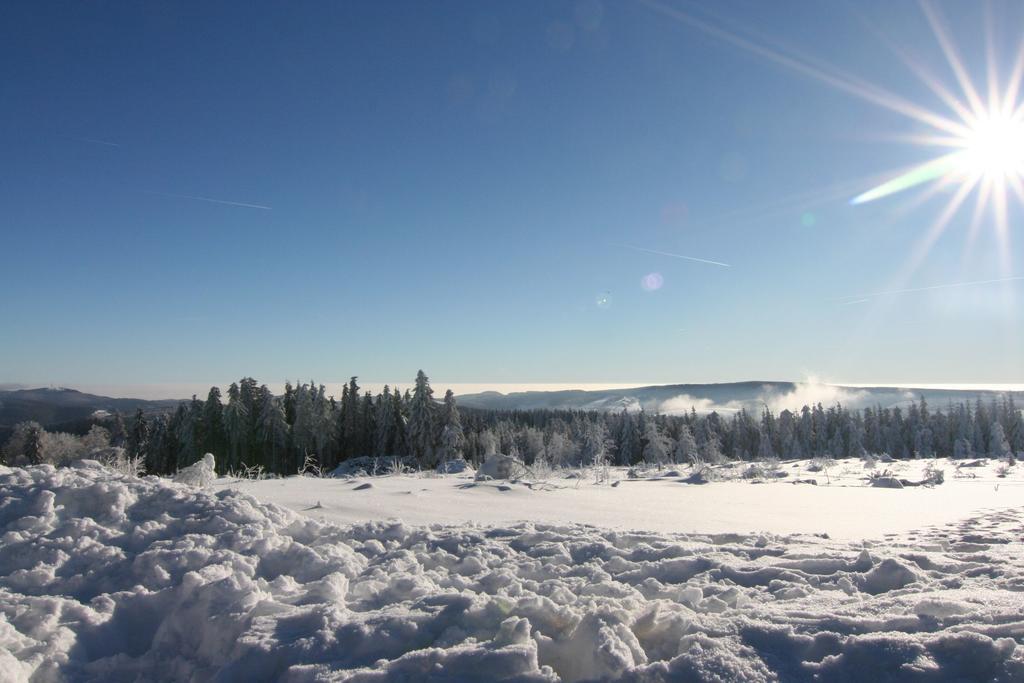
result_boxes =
[2,0,1022,394]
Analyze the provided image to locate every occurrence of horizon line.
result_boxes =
[3,380,1023,401]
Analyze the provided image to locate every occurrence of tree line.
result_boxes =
[3,371,1022,474]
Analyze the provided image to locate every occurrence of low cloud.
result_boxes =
[659,394,745,415]
[658,377,901,417]
[761,377,870,413]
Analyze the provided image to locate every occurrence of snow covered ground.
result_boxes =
[223,457,1024,540]
[1,458,1023,681]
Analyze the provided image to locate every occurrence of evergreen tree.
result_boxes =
[24,423,45,465]
[203,387,226,458]
[408,370,438,464]
[700,431,724,464]
[257,385,289,473]
[437,389,466,462]
[392,387,408,454]
[641,419,670,464]
[359,391,376,457]
[374,386,396,456]
[339,377,361,459]
[128,408,149,460]
[223,383,250,471]
[672,423,698,463]
[109,412,128,448]
[283,381,296,425]
[990,421,1012,458]
[616,411,641,465]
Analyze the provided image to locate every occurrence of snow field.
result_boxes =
[2,460,1024,681]
[224,457,1024,539]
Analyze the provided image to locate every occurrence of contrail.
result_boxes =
[70,136,121,147]
[838,275,1024,303]
[614,243,731,267]
[142,190,272,210]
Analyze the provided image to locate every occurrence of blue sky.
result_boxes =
[2,0,1022,393]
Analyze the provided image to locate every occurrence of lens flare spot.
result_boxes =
[596,291,612,308]
[641,272,664,291]
[801,211,817,227]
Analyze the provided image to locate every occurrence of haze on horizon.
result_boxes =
[2,1,1022,387]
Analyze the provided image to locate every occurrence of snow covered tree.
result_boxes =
[437,390,466,462]
[391,386,408,455]
[953,437,973,460]
[81,425,111,454]
[290,383,317,464]
[128,408,149,461]
[672,423,698,463]
[641,419,670,465]
[358,391,375,457]
[283,381,296,425]
[990,421,1011,459]
[203,387,226,458]
[223,383,251,472]
[479,429,498,457]
[408,370,438,465]
[177,399,203,470]
[580,420,612,466]
[3,421,46,465]
[699,431,724,464]
[521,427,547,466]
[616,411,641,465]
[374,386,396,456]
[107,412,127,448]
[757,427,776,461]
[545,431,578,467]
[313,384,335,463]
[257,385,289,472]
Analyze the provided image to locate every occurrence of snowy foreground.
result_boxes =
[1,460,1023,681]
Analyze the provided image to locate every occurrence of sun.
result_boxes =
[959,111,1024,179]
[840,3,1024,280]
[641,0,1022,281]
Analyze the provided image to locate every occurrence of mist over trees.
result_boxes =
[3,371,1023,475]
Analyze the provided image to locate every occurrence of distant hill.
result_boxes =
[455,381,1023,415]
[0,388,182,435]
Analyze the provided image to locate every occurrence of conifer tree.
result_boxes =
[203,387,226,458]
[616,411,641,465]
[408,370,438,464]
[128,408,149,461]
[437,389,466,462]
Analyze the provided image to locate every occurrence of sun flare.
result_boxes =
[842,3,1024,279]
[959,111,1024,179]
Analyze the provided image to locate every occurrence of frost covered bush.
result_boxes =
[2,422,114,467]
[227,463,267,481]
[173,453,216,487]
[90,446,145,478]
[742,459,785,480]
[298,453,326,477]
[922,462,945,486]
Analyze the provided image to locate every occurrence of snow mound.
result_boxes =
[172,452,216,487]
[2,463,1024,681]
[475,454,527,481]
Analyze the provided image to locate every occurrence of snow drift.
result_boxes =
[2,461,1023,681]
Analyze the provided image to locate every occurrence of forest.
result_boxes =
[3,371,1023,475]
